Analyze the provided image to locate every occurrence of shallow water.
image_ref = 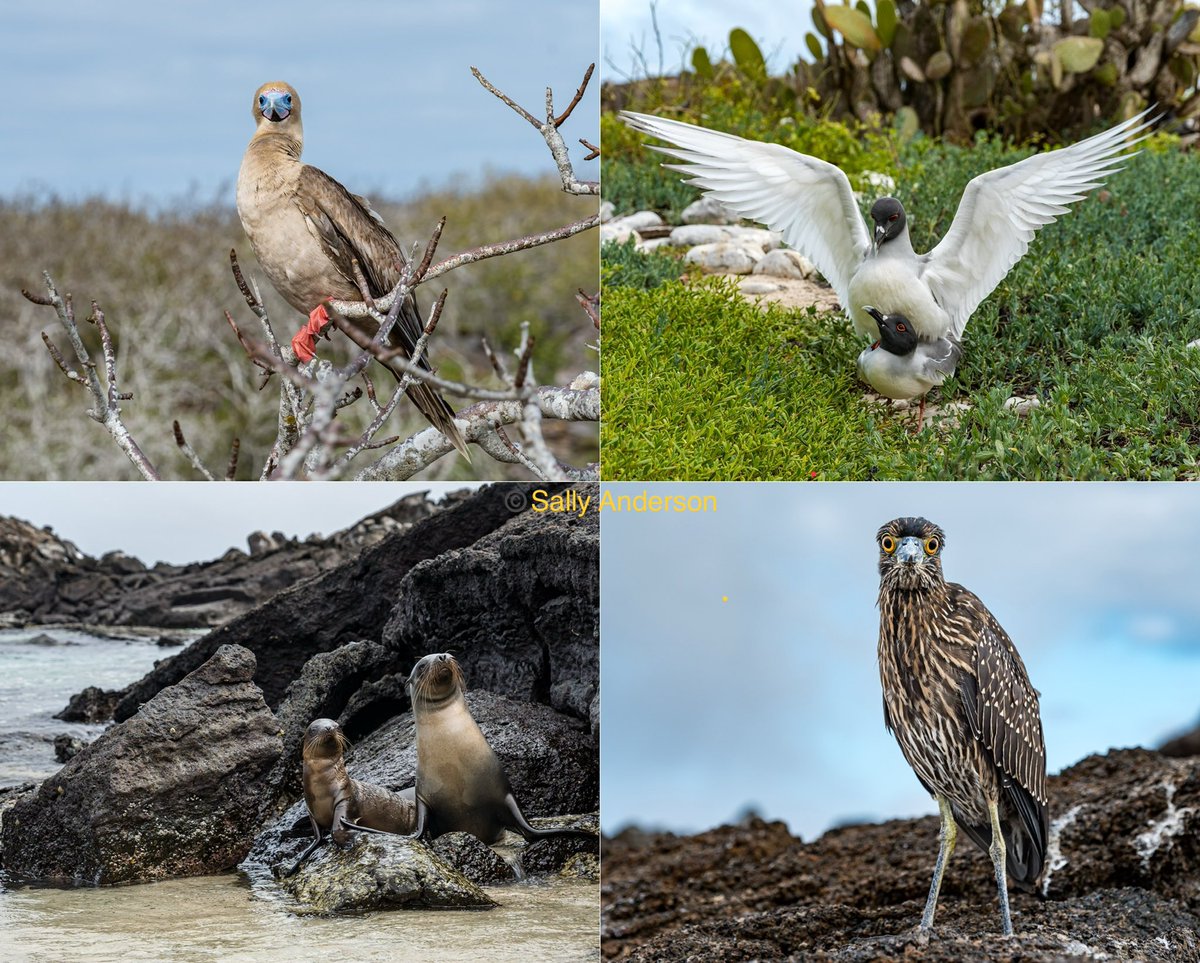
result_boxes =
[0,873,599,962]
[0,628,171,786]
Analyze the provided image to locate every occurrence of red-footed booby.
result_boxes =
[237,81,469,460]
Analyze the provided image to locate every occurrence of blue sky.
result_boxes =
[603,0,812,80]
[600,483,1200,841]
[0,482,482,565]
[2,1,598,203]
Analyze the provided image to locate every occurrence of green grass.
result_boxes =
[602,144,1200,481]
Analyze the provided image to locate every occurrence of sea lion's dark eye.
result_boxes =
[881,535,897,554]
[896,322,907,333]
[924,537,940,554]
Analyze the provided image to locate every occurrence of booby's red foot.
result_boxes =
[291,303,332,363]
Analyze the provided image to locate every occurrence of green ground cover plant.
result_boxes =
[602,135,1200,480]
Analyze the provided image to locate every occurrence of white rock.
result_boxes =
[753,249,816,280]
[636,237,674,252]
[1188,339,1200,349]
[724,226,783,251]
[607,210,664,232]
[599,200,616,223]
[600,223,640,245]
[669,224,733,247]
[1004,396,1041,417]
[739,279,785,296]
[680,196,736,225]
[684,242,762,274]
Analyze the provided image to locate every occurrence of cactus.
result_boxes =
[790,0,1199,139]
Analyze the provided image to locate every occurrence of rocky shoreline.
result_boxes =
[0,483,599,912]
[602,748,1199,962]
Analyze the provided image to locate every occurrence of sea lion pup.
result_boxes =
[405,652,595,845]
[285,717,417,876]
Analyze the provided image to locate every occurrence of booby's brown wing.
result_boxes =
[295,166,469,459]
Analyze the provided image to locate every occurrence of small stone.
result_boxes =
[680,196,735,224]
[599,200,615,223]
[1187,339,1200,350]
[739,279,785,296]
[753,250,816,280]
[669,225,733,247]
[600,223,639,245]
[636,237,674,253]
[607,210,664,232]
[684,242,762,274]
[723,226,783,251]
[1004,396,1041,417]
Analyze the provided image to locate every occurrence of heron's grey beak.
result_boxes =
[896,537,923,564]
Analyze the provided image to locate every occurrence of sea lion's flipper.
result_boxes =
[284,832,326,877]
[341,818,392,836]
[401,795,428,839]
[502,792,596,841]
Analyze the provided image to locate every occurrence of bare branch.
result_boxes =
[356,385,599,481]
[576,289,600,329]
[173,420,218,481]
[33,273,160,480]
[554,63,595,127]
[472,64,599,196]
[225,438,241,481]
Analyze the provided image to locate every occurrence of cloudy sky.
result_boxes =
[603,0,810,81]
[0,482,482,565]
[2,1,598,203]
[601,482,1200,841]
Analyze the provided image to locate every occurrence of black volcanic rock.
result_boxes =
[1,644,282,885]
[109,484,562,721]
[601,749,1200,962]
[0,490,459,630]
[383,488,599,722]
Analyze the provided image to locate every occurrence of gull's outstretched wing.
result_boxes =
[621,111,871,306]
[922,110,1153,339]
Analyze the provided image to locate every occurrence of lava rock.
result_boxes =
[601,749,1200,962]
[519,813,600,876]
[54,685,123,723]
[52,734,87,762]
[282,834,496,912]
[1,644,282,885]
[431,832,517,884]
[110,484,561,719]
[383,484,598,723]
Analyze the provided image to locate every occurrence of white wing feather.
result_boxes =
[922,109,1153,338]
[621,111,871,306]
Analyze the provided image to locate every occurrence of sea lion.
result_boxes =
[405,652,594,845]
[285,717,417,876]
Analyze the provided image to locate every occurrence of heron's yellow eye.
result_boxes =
[881,535,897,554]
[924,537,940,555]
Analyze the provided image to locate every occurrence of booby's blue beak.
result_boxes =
[896,536,923,564]
[258,90,293,122]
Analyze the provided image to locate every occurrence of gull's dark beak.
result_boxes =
[873,223,886,249]
[864,305,885,327]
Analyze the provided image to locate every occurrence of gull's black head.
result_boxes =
[864,306,917,356]
[876,516,946,591]
[870,197,906,250]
